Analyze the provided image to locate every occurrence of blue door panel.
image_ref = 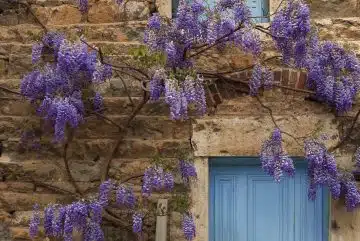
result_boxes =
[210,158,329,241]
[214,176,235,241]
[248,175,283,241]
[172,0,270,23]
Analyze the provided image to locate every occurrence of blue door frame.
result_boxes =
[209,157,330,241]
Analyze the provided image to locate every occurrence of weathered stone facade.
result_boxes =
[1,0,360,240]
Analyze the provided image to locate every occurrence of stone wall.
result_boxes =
[1,0,360,241]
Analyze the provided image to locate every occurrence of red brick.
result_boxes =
[281,69,290,86]
[289,71,298,88]
[296,72,308,89]
[273,70,282,84]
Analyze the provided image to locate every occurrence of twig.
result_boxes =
[115,70,135,107]
[111,67,146,82]
[0,86,21,96]
[88,110,124,131]
[119,174,144,184]
[329,109,360,152]
[80,39,149,79]
[100,91,150,182]
[188,23,244,59]
[32,180,80,198]
[103,209,133,230]
[255,95,303,146]
[272,83,315,95]
[0,97,22,101]
[12,0,48,32]
[254,26,279,38]
[202,55,282,75]
[63,130,83,195]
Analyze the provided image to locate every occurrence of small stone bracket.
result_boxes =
[156,199,168,216]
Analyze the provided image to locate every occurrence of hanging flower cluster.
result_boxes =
[149,71,206,120]
[306,41,360,113]
[304,138,340,200]
[338,172,360,211]
[144,0,261,67]
[182,213,196,241]
[29,178,141,240]
[270,0,311,65]
[142,0,265,120]
[21,32,112,142]
[270,1,360,113]
[30,201,104,241]
[116,185,136,208]
[249,64,274,96]
[179,159,197,183]
[260,128,295,182]
[142,166,175,197]
[29,204,40,239]
[132,212,144,234]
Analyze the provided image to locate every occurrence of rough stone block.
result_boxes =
[1,192,71,211]
[8,55,32,78]
[192,114,339,157]
[47,5,82,25]
[118,1,149,21]
[0,99,33,116]
[76,115,190,140]
[88,2,117,23]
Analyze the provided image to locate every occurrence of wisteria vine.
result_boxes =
[2,0,359,240]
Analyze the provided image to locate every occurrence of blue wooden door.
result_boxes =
[172,0,269,23]
[246,0,269,23]
[209,158,329,241]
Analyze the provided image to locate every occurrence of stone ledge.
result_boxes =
[192,115,338,157]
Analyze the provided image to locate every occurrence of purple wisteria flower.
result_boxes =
[343,179,360,211]
[355,147,360,168]
[32,43,43,64]
[338,172,360,211]
[149,69,166,101]
[98,180,114,207]
[116,185,136,208]
[304,138,340,200]
[44,204,55,236]
[182,213,196,241]
[142,166,175,197]
[21,34,111,142]
[179,160,197,183]
[93,92,103,112]
[260,128,295,182]
[270,0,310,65]
[53,206,66,237]
[305,41,360,113]
[164,75,206,120]
[29,200,108,241]
[164,172,175,190]
[249,64,262,96]
[132,212,144,233]
[249,64,274,95]
[148,13,162,30]
[29,204,40,239]
[83,221,105,241]
[77,0,89,13]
